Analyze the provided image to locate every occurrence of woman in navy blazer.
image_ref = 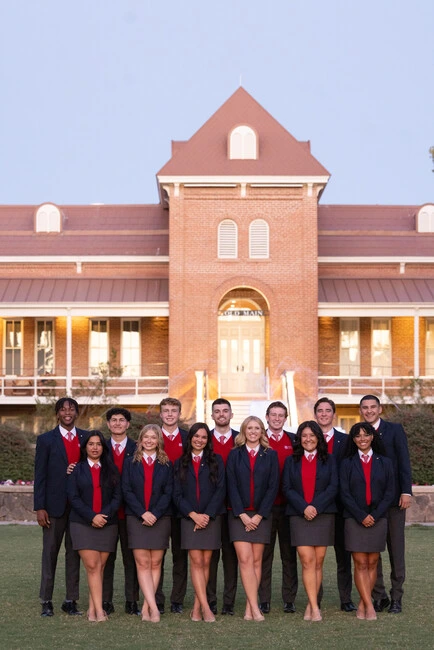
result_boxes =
[340,422,395,621]
[282,421,338,622]
[173,422,226,623]
[226,416,279,622]
[122,424,173,623]
[67,431,121,622]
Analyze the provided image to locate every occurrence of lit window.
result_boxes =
[122,320,140,377]
[372,318,391,376]
[35,204,61,232]
[218,220,238,258]
[89,320,108,374]
[249,219,269,258]
[340,318,360,376]
[229,125,257,159]
[5,320,22,375]
[36,320,54,375]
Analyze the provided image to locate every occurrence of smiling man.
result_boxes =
[34,397,86,617]
[359,395,412,614]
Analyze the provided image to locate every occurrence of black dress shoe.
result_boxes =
[221,604,234,615]
[259,602,270,614]
[373,597,390,612]
[103,601,115,615]
[208,601,217,615]
[170,602,183,614]
[41,601,54,617]
[388,599,402,614]
[340,601,357,612]
[61,600,82,615]
[157,603,165,615]
[283,602,296,613]
[125,601,140,615]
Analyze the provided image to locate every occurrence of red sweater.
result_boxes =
[112,447,126,519]
[212,435,234,466]
[301,455,317,504]
[62,434,80,465]
[163,432,184,463]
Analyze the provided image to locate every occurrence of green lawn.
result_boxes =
[0,525,432,650]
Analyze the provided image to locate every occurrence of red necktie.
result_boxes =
[114,443,121,456]
[219,435,226,444]
[168,434,175,441]
[362,454,369,464]
[249,449,256,458]
[193,455,201,464]
[272,434,279,442]
[147,456,153,466]
[67,431,74,442]
[308,453,314,462]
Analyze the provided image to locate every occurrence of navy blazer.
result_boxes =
[67,461,122,526]
[330,428,349,466]
[376,419,412,505]
[339,454,395,523]
[282,454,338,517]
[226,445,279,519]
[173,455,226,519]
[122,456,173,519]
[34,426,87,517]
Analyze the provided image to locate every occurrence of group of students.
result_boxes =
[34,394,412,623]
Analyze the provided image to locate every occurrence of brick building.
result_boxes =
[1,88,434,430]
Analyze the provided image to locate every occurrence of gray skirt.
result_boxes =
[344,517,387,553]
[127,515,171,550]
[289,513,335,547]
[70,521,118,552]
[228,511,272,544]
[181,515,221,550]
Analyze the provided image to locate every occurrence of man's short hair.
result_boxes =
[55,397,79,415]
[212,398,232,410]
[359,394,381,406]
[159,397,182,411]
[313,397,336,414]
[105,407,131,422]
[266,401,288,417]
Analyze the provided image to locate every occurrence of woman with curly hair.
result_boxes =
[282,420,338,622]
[226,416,279,621]
[340,422,394,621]
[67,430,121,622]
[173,422,226,623]
[122,424,173,623]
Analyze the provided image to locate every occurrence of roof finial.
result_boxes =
[239,74,242,87]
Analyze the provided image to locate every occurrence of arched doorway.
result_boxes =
[218,289,268,395]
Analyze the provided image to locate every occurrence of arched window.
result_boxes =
[229,125,257,160]
[417,204,434,232]
[218,219,238,258]
[249,219,269,258]
[35,204,61,233]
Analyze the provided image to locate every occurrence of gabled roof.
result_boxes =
[158,87,329,177]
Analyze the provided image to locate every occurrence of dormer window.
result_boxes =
[417,204,434,232]
[35,203,61,233]
[229,125,257,160]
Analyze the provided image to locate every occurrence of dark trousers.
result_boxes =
[103,518,139,603]
[155,516,188,606]
[372,506,406,601]
[39,510,80,602]
[318,513,353,605]
[258,505,298,604]
[206,513,238,607]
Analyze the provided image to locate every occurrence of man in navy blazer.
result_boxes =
[314,397,355,612]
[102,407,140,616]
[34,397,86,617]
[360,394,412,614]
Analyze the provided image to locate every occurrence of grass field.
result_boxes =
[0,524,432,650]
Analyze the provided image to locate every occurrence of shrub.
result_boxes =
[0,425,35,482]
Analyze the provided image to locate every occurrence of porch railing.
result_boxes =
[318,375,434,400]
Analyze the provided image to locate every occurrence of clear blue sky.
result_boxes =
[1,0,433,206]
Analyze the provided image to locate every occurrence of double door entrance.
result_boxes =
[218,316,265,394]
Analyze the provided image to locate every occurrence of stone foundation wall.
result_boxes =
[1,485,433,523]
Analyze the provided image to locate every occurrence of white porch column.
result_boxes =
[414,310,420,378]
[195,370,205,422]
[281,370,298,430]
[66,309,72,394]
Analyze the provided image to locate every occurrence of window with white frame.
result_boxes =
[372,318,392,376]
[218,219,238,258]
[5,320,22,375]
[122,320,140,377]
[89,320,108,374]
[228,125,257,159]
[36,320,54,375]
[249,219,269,258]
[35,204,61,232]
[340,318,360,376]
[425,318,434,374]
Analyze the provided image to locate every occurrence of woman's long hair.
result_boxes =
[176,422,219,484]
[345,422,386,457]
[234,416,269,449]
[133,424,169,465]
[80,430,119,487]
[292,420,328,463]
